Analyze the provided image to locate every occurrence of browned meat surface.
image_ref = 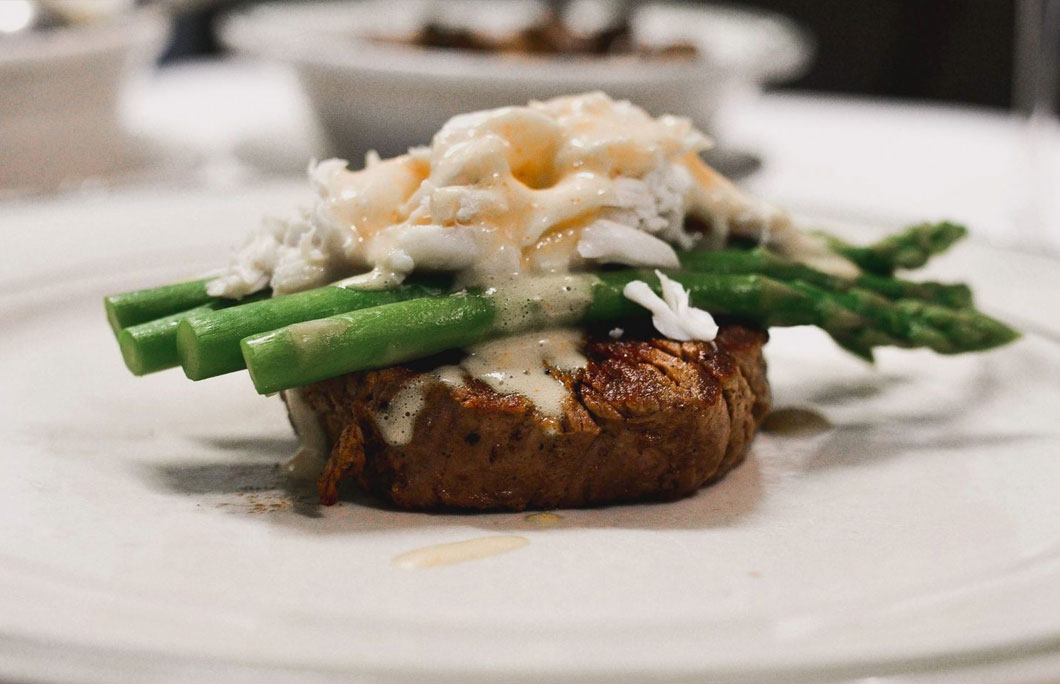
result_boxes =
[372,11,698,60]
[300,325,770,511]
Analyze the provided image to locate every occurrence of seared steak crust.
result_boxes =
[302,325,770,511]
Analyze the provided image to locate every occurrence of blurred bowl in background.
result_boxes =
[222,0,811,160]
[0,8,168,195]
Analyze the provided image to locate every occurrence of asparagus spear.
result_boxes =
[788,282,954,352]
[241,269,1018,394]
[242,294,495,394]
[117,292,270,376]
[678,248,973,308]
[794,279,1015,354]
[120,303,216,376]
[890,299,1019,355]
[239,272,862,394]
[830,331,884,363]
[816,221,968,275]
[105,279,213,335]
[176,276,451,381]
[851,271,971,309]
[591,271,841,328]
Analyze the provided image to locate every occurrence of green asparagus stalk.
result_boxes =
[789,281,1016,354]
[117,292,270,376]
[678,248,973,308]
[830,332,882,363]
[817,221,968,275]
[119,303,216,376]
[176,276,451,381]
[105,278,213,335]
[890,299,1020,355]
[242,294,495,394]
[788,282,954,352]
[852,271,972,309]
[590,271,846,329]
[239,272,864,394]
[241,269,1018,394]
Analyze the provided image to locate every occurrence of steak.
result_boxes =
[299,324,771,511]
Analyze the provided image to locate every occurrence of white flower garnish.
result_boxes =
[622,270,719,342]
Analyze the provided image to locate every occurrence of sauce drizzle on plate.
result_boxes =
[393,535,530,569]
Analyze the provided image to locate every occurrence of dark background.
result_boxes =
[164,0,1017,109]
[736,0,1014,108]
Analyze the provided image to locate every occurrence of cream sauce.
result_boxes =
[392,535,530,569]
[373,376,432,446]
[208,92,856,300]
[288,316,351,353]
[487,273,599,332]
[372,329,587,445]
[461,329,585,420]
[524,512,563,526]
[364,364,477,446]
[281,388,330,480]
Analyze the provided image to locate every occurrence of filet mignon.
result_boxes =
[299,324,770,511]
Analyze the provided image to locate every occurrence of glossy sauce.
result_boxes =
[209,92,856,299]
[488,273,597,331]
[280,388,330,480]
[463,329,585,419]
[374,329,587,445]
[392,535,530,569]
[373,376,432,446]
[524,512,563,526]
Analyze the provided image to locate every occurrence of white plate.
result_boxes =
[2,182,1060,683]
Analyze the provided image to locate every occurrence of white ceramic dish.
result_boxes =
[1,181,1059,682]
[0,10,167,194]
[221,0,810,158]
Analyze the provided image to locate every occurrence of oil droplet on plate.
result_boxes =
[524,512,563,526]
[393,535,529,569]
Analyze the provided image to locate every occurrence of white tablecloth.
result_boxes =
[716,92,1060,253]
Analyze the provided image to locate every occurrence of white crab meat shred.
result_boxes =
[208,91,856,298]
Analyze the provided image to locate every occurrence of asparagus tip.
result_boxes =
[979,318,1022,350]
[840,341,876,363]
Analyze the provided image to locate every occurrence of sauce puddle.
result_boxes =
[762,407,832,436]
[393,535,529,569]
[524,512,563,526]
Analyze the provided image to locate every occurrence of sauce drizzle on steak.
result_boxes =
[296,324,770,511]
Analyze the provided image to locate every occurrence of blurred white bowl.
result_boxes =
[0,9,167,194]
[222,0,811,159]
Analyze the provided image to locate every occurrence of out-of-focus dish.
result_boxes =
[0,0,136,35]
[371,4,699,60]
[0,5,166,194]
[221,0,811,159]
